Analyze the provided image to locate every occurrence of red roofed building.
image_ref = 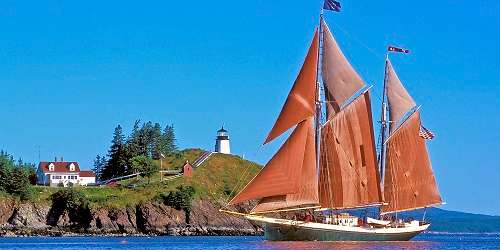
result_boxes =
[36,160,96,187]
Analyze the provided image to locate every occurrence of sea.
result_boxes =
[0,233,499,250]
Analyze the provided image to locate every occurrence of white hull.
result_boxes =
[246,215,429,241]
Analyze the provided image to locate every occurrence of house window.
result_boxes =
[48,163,55,171]
[69,163,75,171]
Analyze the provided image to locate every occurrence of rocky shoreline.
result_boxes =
[0,198,263,237]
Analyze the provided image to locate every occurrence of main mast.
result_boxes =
[314,9,324,171]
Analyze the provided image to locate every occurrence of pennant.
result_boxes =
[324,0,341,12]
[388,46,410,54]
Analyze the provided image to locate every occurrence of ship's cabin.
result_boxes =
[323,213,359,227]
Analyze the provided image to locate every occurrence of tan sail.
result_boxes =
[264,30,319,144]
[229,117,316,205]
[251,117,318,213]
[319,92,382,209]
[321,19,365,119]
[381,111,442,214]
[386,59,416,132]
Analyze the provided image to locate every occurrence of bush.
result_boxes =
[130,155,158,182]
[158,185,195,223]
[7,168,31,200]
[48,189,92,229]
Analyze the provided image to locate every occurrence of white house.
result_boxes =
[36,161,96,187]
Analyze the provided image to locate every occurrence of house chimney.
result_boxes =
[60,156,64,162]
[54,156,58,162]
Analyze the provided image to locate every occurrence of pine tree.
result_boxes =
[0,153,13,192]
[92,154,107,181]
[142,121,154,157]
[163,124,178,155]
[8,167,30,200]
[125,120,143,160]
[101,125,126,180]
[151,123,164,159]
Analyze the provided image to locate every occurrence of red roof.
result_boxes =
[38,162,81,173]
[79,171,96,177]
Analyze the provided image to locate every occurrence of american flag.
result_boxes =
[419,125,435,140]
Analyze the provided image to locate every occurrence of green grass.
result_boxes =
[14,149,261,209]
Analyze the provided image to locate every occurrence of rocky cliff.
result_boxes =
[0,197,262,236]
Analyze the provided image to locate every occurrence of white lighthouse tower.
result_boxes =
[215,126,231,154]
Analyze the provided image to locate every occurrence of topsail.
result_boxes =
[321,19,365,119]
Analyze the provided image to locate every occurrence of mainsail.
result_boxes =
[263,30,319,144]
[321,19,365,119]
[319,92,383,209]
[318,20,382,209]
[381,61,442,214]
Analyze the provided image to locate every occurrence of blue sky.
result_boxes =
[0,1,499,215]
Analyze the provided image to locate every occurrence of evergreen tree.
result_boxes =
[142,121,154,157]
[92,154,106,181]
[8,167,30,200]
[125,120,143,160]
[163,124,178,155]
[151,123,164,159]
[101,125,126,180]
[0,153,13,192]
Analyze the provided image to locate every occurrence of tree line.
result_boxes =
[94,120,178,181]
[0,151,36,200]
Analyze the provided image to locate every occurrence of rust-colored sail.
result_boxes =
[381,111,442,214]
[263,30,319,144]
[229,118,315,205]
[321,19,365,119]
[319,92,382,209]
[251,117,318,213]
[386,59,416,132]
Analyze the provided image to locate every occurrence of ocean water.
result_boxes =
[0,233,499,250]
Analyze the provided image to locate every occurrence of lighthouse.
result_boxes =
[214,126,231,154]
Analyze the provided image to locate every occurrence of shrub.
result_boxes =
[48,189,92,229]
[158,185,195,223]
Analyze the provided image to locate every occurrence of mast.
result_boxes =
[315,9,324,172]
[378,54,389,186]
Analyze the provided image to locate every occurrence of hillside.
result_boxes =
[0,149,263,236]
[405,208,500,233]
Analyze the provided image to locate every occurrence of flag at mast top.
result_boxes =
[323,0,341,12]
[388,46,410,54]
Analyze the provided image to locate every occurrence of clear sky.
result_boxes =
[0,1,499,215]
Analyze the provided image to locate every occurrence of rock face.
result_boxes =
[0,198,262,236]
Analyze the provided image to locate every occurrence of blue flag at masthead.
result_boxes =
[323,0,341,12]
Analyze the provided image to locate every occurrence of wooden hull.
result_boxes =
[246,215,429,242]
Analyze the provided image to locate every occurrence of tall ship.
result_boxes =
[222,0,443,241]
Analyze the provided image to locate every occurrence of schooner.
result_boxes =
[221,0,443,241]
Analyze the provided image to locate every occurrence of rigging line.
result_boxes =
[332,21,385,61]
[222,145,264,208]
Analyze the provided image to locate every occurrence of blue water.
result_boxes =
[0,234,499,249]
